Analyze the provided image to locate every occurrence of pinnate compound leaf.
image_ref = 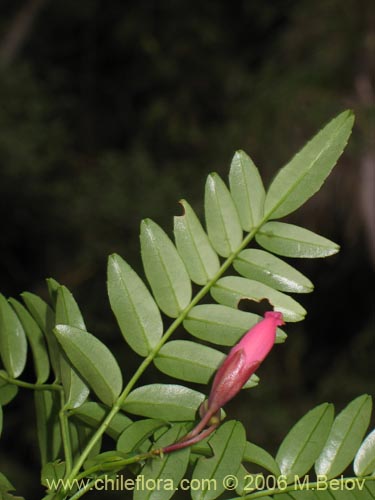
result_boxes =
[265,110,354,219]
[204,173,242,257]
[140,219,192,318]
[234,249,313,293]
[134,424,191,500]
[55,286,90,409]
[243,441,281,477]
[211,276,306,322]
[154,340,258,388]
[70,401,132,440]
[191,420,246,500]
[315,395,372,480]
[174,199,220,285]
[107,254,163,356]
[0,378,18,406]
[229,149,265,230]
[256,222,339,258]
[276,403,334,483]
[123,384,205,421]
[54,325,123,407]
[184,304,287,346]
[9,298,49,383]
[21,292,61,380]
[117,419,168,453]
[354,429,375,477]
[0,294,27,378]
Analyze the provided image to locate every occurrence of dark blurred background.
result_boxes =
[0,0,374,498]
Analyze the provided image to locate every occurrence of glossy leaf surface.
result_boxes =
[192,421,246,500]
[154,340,224,384]
[174,199,220,285]
[0,377,18,406]
[123,384,204,421]
[108,253,163,356]
[315,395,372,479]
[34,391,62,465]
[141,219,192,318]
[229,149,265,230]
[256,222,339,258]
[22,292,61,380]
[117,419,168,453]
[276,403,334,482]
[56,286,90,409]
[154,340,258,388]
[354,428,375,477]
[265,110,354,219]
[243,441,281,477]
[0,294,27,378]
[54,325,123,407]
[211,276,306,322]
[70,401,132,440]
[134,424,190,500]
[9,298,49,383]
[204,173,242,257]
[234,249,313,293]
[184,304,286,345]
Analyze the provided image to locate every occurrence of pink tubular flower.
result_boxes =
[205,310,284,417]
[158,311,284,455]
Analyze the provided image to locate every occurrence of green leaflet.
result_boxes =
[140,219,192,318]
[46,277,60,306]
[276,403,334,483]
[0,294,27,378]
[154,340,258,388]
[123,384,205,421]
[134,424,191,500]
[34,390,62,466]
[192,420,246,500]
[41,460,66,489]
[107,253,163,356]
[174,199,220,285]
[0,378,18,406]
[234,249,313,293]
[54,325,123,407]
[55,286,90,409]
[265,110,354,219]
[117,419,168,453]
[70,401,132,440]
[256,222,339,258]
[243,441,281,477]
[315,395,372,480]
[229,149,265,230]
[204,172,242,257]
[211,276,306,322]
[184,304,287,346]
[21,292,61,380]
[9,298,50,384]
[55,286,86,331]
[354,428,375,477]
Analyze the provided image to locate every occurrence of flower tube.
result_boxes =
[157,310,284,455]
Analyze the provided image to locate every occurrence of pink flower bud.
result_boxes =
[206,311,284,416]
[157,311,284,455]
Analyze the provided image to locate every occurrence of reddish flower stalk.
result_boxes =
[154,310,284,455]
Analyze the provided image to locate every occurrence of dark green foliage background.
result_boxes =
[0,1,373,497]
